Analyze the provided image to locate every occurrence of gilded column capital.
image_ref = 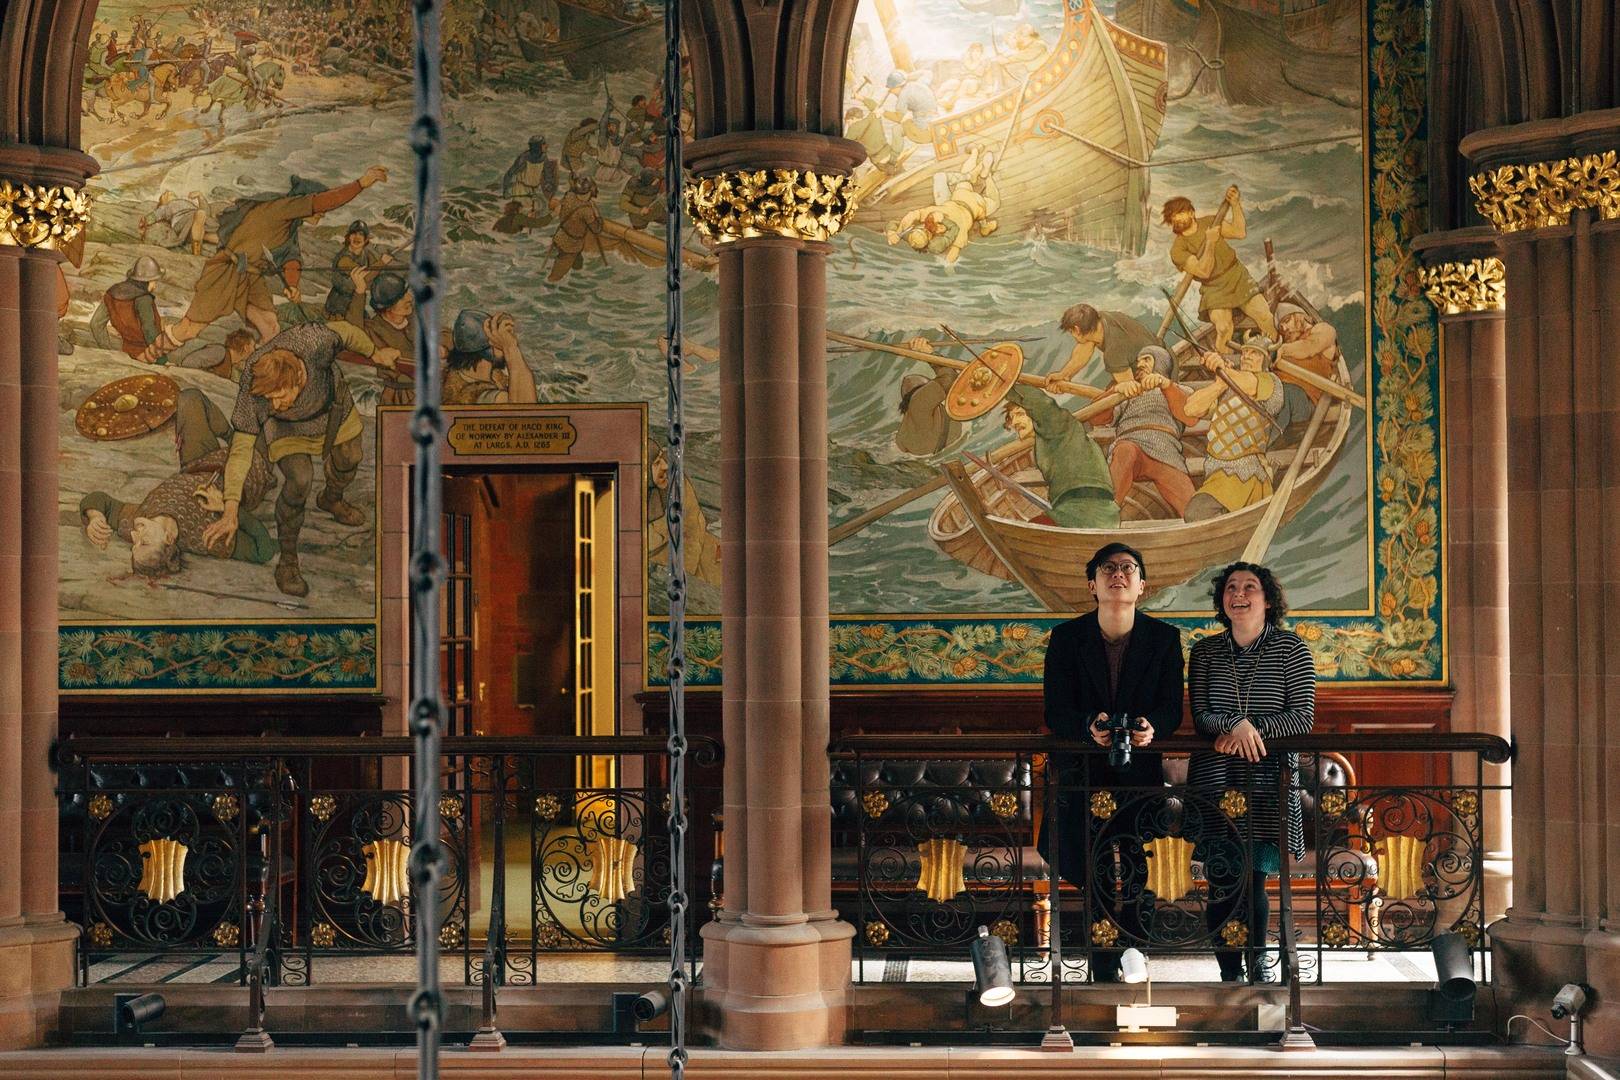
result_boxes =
[683,169,857,245]
[1468,150,1620,233]
[0,180,90,250]
[1418,257,1505,315]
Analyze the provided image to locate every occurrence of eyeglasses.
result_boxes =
[1097,561,1139,578]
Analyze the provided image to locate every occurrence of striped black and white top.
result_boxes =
[1187,624,1317,860]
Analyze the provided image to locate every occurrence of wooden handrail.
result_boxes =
[59,733,724,761]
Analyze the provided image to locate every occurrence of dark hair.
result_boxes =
[1209,561,1288,629]
[1161,196,1194,224]
[1058,303,1101,335]
[1086,542,1146,582]
[446,348,501,372]
[224,329,257,354]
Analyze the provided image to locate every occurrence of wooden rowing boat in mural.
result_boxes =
[1113,0,1361,108]
[925,276,1355,609]
[853,0,1170,255]
[501,0,659,75]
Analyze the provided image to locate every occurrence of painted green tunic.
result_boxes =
[1169,215,1262,319]
[1007,385,1119,529]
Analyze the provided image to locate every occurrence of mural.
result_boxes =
[64,0,1439,691]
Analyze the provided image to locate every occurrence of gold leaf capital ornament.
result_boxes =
[0,182,90,249]
[915,837,967,902]
[1469,151,1620,232]
[588,836,639,904]
[361,838,411,907]
[1418,258,1505,315]
[683,169,858,244]
[137,838,189,904]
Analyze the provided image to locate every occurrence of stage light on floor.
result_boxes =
[1427,932,1476,1028]
[970,925,1015,1007]
[1114,948,1178,1032]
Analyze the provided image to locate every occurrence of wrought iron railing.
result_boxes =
[58,735,720,992]
[830,733,1510,1006]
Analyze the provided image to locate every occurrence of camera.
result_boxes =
[1551,983,1590,1020]
[1099,713,1144,770]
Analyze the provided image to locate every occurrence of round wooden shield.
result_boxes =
[75,373,181,441]
[945,343,1024,421]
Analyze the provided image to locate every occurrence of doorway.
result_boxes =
[438,466,620,943]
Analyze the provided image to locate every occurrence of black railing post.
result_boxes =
[471,754,507,1051]
[236,762,278,1052]
[1276,756,1312,1050]
[1041,749,1072,1051]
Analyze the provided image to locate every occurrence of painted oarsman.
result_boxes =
[1001,384,1121,530]
[1088,345,1197,517]
[1164,187,1278,356]
[201,322,397,597]
[546,174,606,282]
[140,166,388,362]
[1181,336,1285,521]
[1045,303,1159,396]
[362,272,416,406]
[1272,301,1339,427]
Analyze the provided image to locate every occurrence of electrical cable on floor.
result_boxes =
[1505,1014,1567,1044]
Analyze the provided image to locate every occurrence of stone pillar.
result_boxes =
[1413,236,1512,923]
[1463,117,1620,1054]
[688,133,862,1050]
[0,152,94,1047]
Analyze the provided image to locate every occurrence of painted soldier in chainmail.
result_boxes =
[1089,344,1197,517]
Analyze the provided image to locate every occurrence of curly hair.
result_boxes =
[1209,561,1288,629]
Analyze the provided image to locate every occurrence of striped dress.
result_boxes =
[1187,625,1317,860]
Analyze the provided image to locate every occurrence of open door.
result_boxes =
[573,474,618,796]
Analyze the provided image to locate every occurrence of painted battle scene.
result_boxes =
[66,0,1394,637]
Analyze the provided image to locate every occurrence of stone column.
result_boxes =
[1413,235,1512,923]
[1463,117,1620,1055]
[688,133,862,1050]
[0,151,94,1047]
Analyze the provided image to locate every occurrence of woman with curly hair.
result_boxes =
[1187,561,1316,982]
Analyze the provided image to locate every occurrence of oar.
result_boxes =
[1156,197,1232,341]
[1161,284,1282,435]
[824,330,1104,400]
[1273,356,1365,410]
[1240,392,1330,564]
[962,449,1050,513]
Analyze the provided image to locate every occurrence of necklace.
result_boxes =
[1229,628,1264,721]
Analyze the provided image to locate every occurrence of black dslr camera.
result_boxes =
[1099,713,1145,770]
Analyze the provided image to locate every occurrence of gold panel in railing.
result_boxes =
[137,838,188,904]
[588,836,639,904]
[1374,833,1426,902]
[1144,836,1195,903]
[362,838,411,907]
[915,838,967,903]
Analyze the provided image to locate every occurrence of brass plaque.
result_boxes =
[447,415,578,456]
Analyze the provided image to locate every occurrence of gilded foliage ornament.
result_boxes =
[683,169,857,244]
[1469,151,1620,232]
[310,922,337,948]
[1318,791,1348,819]
[212,921,241,948]
[864,921,891,947]
[308,794,337,822]
[88,794,115,821]
[989,919,1019,949]
[438,793,464,822]
[1321,923,1350,948]
[1089,791,1117,820]
[439,922,464,950]
[988,792,1019,820]
[1219,790,1248,820]
[1220,920,1250,947]
[1090,919,1119,947]
[0,182,90,249]
[534,793,562,821]
[862,790,890,819]
[212,793,241,823]
[87,922,114,948]
[1418,258,1505,315]
[1449,790,1478,818]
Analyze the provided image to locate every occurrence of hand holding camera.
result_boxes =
[1090,712,1150,770]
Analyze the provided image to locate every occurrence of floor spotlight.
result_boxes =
[1427,932,1477,1027]
[1114,948,1177,1032]
[970,925,1015,1008]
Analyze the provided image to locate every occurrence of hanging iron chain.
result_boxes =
[409,0,446,1077]
[662,0,689,1072]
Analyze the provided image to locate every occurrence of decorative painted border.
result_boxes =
[649,0,1444,687]
[59,624,377,692]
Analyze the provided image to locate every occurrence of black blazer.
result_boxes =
[1039,611,1185,886]
[1043,610,1186,790]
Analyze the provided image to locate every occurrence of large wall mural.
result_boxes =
[64,0,1440,692]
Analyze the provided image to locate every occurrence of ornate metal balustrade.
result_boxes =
[830,733,1511,995]
[58,735,720,988]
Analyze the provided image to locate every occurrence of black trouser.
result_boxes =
[1205,862,1271,979]
[1085,803,1154,981]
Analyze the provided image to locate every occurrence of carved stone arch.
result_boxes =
[0,0,100,170]
[683,0,861,141]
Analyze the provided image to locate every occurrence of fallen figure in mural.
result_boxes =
[80,387,278,575]
[884,146,1001,265]
[200,322,397,598]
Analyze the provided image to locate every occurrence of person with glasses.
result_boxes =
[1041,542,1185,981]
[1187,561,1316,982]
